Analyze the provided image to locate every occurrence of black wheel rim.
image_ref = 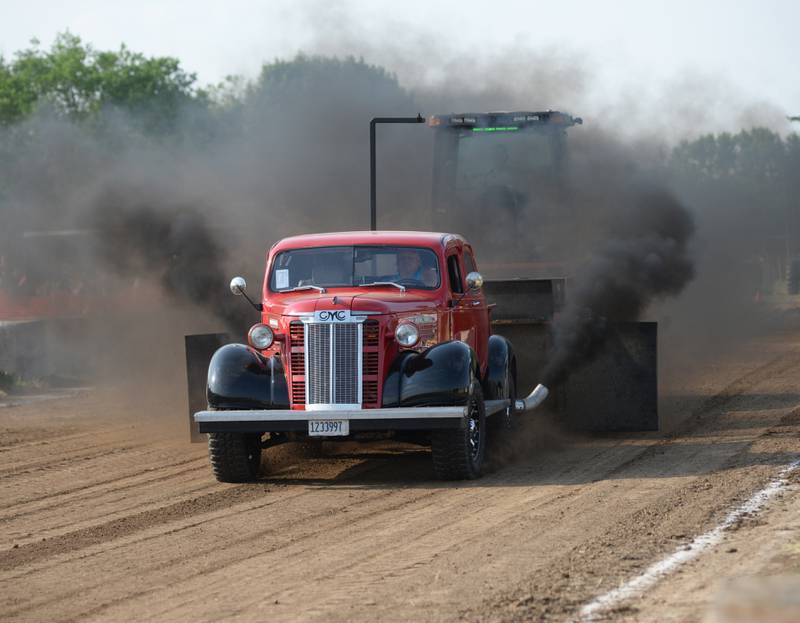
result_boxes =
[468,393,481,463]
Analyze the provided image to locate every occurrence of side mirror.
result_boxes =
[229,275,262,311]
[466,271,484,291]
[230,276,247,296]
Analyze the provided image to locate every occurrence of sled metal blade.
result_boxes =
[185,333,229,442]
[563,322,658,432]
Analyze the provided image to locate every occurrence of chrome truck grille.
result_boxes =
[302,312,364,410]
[288,317,380,409]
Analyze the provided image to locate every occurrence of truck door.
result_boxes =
[447,249,487,376]
[462,248,489,373]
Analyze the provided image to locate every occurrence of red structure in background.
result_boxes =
[0,230,165,323]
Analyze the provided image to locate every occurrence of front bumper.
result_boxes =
[194,406,469,433]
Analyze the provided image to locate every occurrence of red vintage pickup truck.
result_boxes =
[194,231,549,481]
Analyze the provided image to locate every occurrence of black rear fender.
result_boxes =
[484,334,515,401]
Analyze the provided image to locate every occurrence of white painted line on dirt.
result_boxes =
[578,458,800,622]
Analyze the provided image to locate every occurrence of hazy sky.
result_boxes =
[2,0,798,134]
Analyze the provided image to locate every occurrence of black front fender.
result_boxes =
[382,340,479,408]
[207,344,289,410]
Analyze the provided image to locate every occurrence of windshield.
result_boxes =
[269,246,441,291]
[454,128,554,200]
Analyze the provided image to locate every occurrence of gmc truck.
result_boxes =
[192,230,549,481]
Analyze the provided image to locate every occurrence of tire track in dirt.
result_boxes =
[0,457,207,523]
[0,450,214,548]
[0,456,207,516]
[1,452,436,576]
[0,427,123,452]
[1,478,219,550]
[0,441,151,479]
[682,350,800,424]
[73,487,455,622]
[0,484,272,573]
[3,482,447,618]
[0,439,206,496]
[49,479,588,621]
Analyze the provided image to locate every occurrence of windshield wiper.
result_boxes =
[282,285,327,293]
[358,281,406,293]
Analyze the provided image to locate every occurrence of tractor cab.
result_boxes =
[428,111,582,265]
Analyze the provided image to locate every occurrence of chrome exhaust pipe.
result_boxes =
[515,383,550,413]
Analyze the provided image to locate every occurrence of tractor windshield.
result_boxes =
[269,246,441,291]
[430,115,576,263]
[454,129,555,213]
[457,130,554,183]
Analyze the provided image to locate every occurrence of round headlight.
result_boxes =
[248,323,274,349]
[395,322,420,347]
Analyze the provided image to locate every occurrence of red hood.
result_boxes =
[264,289,439,317]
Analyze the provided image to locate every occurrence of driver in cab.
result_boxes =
[395,249,437,288]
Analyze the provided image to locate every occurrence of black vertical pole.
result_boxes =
[370,119,377,231]
[369,114,425,231]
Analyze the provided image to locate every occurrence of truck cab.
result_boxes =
[194,231,518,482]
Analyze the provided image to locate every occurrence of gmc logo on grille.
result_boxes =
[317,310,347,322]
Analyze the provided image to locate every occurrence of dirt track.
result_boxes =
[2,332,800,622]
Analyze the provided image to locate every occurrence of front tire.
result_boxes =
[207,432,262,482]
[431,382,486,480]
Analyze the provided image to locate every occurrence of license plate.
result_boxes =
[308,419,349,437]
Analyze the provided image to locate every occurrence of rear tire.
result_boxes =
[488,373,518,466]
[208,432,262,483]
[431,382,486,480]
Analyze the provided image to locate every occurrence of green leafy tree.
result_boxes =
[236,54,418,226]
[669,127,800,286]
[249,54,409,108]
[0,32,205,133]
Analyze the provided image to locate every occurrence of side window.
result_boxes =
[447,254,463,294]
[464,251,477,275]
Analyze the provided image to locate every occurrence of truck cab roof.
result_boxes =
[271,231,467,254]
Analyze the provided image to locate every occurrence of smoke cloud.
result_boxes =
[542,188,695,387]
[88,185,250,332]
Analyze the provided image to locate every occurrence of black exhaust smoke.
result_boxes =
[89,187,250,334]
[541,188,695,388]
